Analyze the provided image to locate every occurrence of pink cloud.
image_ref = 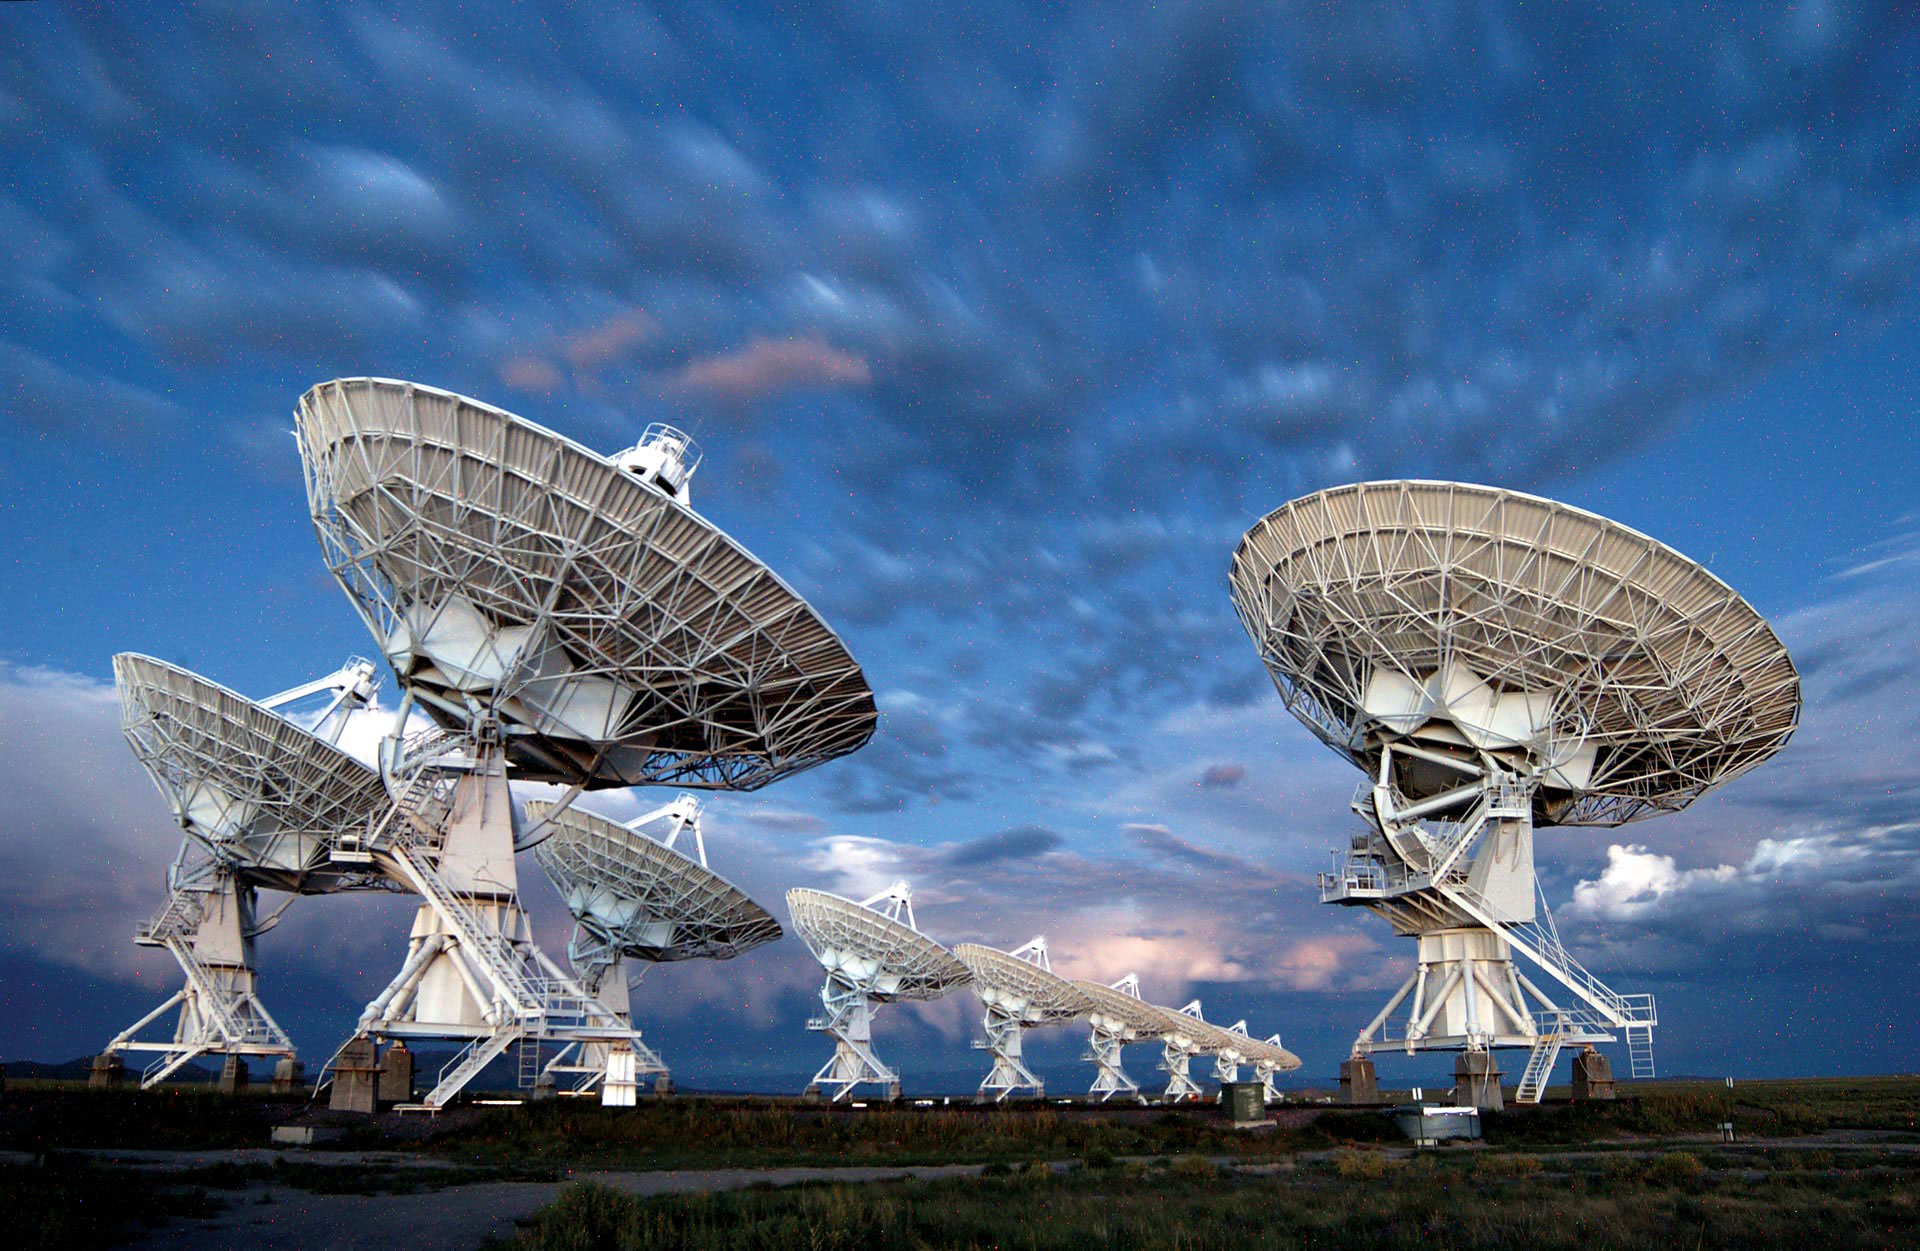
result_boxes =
[671,333,871,401]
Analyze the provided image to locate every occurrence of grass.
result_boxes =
[490,1148,1920,1251]
[424,1099,1400,1170]
[3,1156,223,1251]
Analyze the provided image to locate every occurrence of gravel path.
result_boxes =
[131,1162,988,1250]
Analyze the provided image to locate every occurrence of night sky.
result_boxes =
[2,3,1917,1093]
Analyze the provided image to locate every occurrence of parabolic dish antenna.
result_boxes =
[528,797,782,965]
[1071,973,1166,1102]
[295,377,878,1111]
[526,794,777,1099]
[954,939,1090,1101]
[1229,480,1799,826]
[296,376,878,791]
[1230,481,1801,1109]
[104,653,389,1089]
[114,653,389,894]
[787,884,971,1101]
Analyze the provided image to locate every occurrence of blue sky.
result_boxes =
[2,2,1917,1092]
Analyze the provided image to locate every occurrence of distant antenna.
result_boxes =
[1231,480,1801,1109]
[523,795,781,1103]
[294,377,878,1108]
[953,937,1091,1103]
[1070,973,1163,1103]
[787,884,971,1102]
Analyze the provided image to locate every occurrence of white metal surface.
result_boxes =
[296,377,877,791]
[1231,481,1796,1098]
[954,938,1091,1102]
[787,883,971,1101]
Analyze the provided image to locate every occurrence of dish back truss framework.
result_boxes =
[788,883,971,1101]
[105,654,390,1087]
[296,378,877,1108]
[1230,481,1800,1107]
[529,794,781,1103]
[954,938,1090,1102]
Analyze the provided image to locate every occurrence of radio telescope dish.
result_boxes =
[294,377,877,1110]
[114,654,389,895]
[788,883,971,1101]
[104,654,390,1089]
[1230,481,1801,1109]
[1140,1000,1230,1102]
[1071,974,1164,1102]
[527,794,776,1097]
[954,938,1090,1102]
[1230,480,1799,827]
[296,376,877,791]
[529,796,781,966]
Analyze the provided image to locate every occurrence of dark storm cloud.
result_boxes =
[1198,763,1246,789]
[942,825,1064,868]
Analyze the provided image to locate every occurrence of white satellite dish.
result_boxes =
[104,654,387,1087]
[527,794,781,1103]
[1231,481,1800,1108]
[786,882,971,1102]
[953,938,1091,1102]
[1141,999,1229,1102]
[294,377,877,1108]
[1070,973,1165,1103]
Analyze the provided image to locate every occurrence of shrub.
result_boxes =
[1645,1151,1705,1185]
[1170,1155,1218,1180]
[1331,1148,1392,1179]
[1082,1148,1118,1171]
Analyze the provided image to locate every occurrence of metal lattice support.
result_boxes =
[1231,481,1795,1088]
[788,884,971,1102]
[104,858,295,1087]
[1073,974,1161,1104]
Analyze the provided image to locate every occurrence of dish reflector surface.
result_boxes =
[786,888,971,1000]
[295,377,877,790]
[1072,978,1172,1038]
[526,800,780,962]
[1230,480,1801,826]
[114,654,389,894]
[954,944,1091,1025]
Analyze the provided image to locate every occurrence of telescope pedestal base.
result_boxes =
[1455,1051,1505,1112]
[1572,1048,1615,1101]
[1340,1057,1379,1104]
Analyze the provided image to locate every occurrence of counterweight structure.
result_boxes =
[105,655,391,1086]
[296,378,876,1107]
[954,938,1091,1102]
[1230,481,1800,1105]
[528,795,782,1103]
[787,883,971,1101]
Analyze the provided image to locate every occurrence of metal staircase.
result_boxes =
[1515,1021,1565,1104]
[428,1030,521,1106]
[1627,1022,1657,1079]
